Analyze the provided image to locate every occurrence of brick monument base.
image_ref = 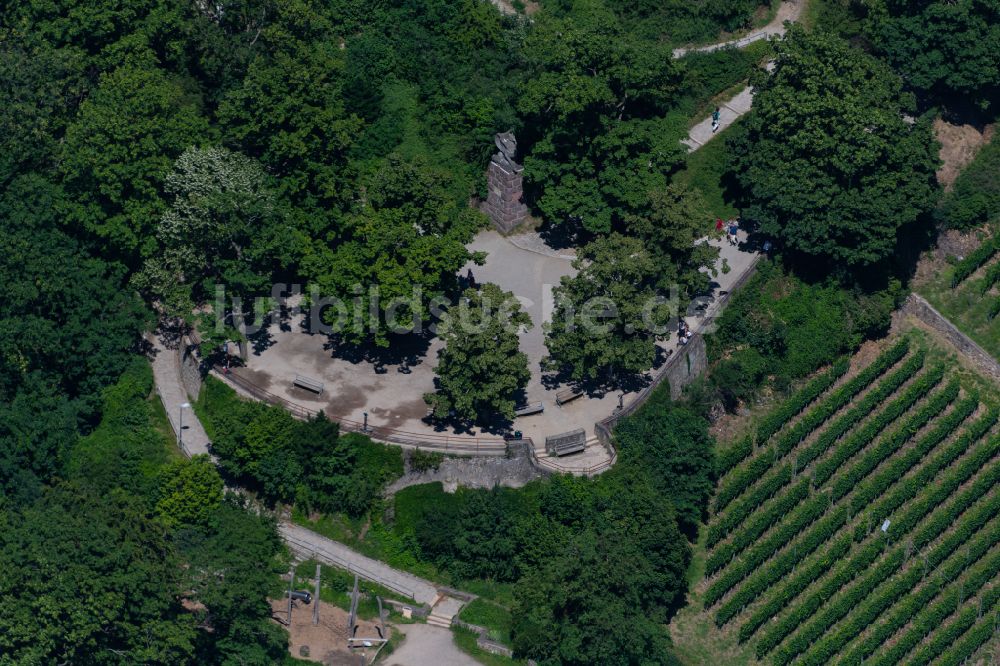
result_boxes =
[484,158,529,234]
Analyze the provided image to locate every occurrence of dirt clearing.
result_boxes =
[935,118,994,191]
[270,597,388,665]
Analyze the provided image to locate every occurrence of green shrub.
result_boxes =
[68,359,173,498]
[707,262,896,403]
[614,396,715,538]
[197,377,402,514]
[950,235,999,287]
[409,448,444,473]
[990,297,1000,321]
[940,140,1000,229]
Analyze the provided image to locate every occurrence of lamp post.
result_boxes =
[179,402,191,451]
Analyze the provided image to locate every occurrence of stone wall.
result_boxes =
[179,336,204,401]
[384,441,547,496]
[665,335,708,400]
[451,617,515,658]
[902,293,1000,384]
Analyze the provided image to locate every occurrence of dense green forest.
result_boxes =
[2,0,999,663]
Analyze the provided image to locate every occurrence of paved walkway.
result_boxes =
[679,0,803,151]
[383,624,479,666]
[229,225,756,474]
[672,0,804,58]
[278,522,441,606]
[148,334,211,458]
[682,85,756,151]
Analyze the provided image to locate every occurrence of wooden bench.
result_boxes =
[545,428,586,457]
[514,402,544,417]
[292,374,325,395]
[554,388,584,406]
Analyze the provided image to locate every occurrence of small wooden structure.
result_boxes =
[293,374,325,395]
[514,401,544,417]
[545,428,586,457]
[554,388,583,406]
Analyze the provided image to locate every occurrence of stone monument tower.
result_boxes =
[484,131,529,233]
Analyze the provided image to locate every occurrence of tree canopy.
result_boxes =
[425,283,532,424]
[511,469,689,665]
[613,390,715,538]
[133,146,293,317]
[0,486,199,664]
[61,64,211,262]
[544,233,672,387]
[730,28,940,269]
[302,156,485,347]
[518,2,684,235]
[866,0,1000,110]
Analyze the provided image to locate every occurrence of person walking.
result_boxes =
[728,219,739,246]
[715,217,724,232]
[711,107,721,133]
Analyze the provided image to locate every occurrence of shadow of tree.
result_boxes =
[540,346,668,399]
[318,329,435,374]
[537,217,594,251]
[420,382,524,436]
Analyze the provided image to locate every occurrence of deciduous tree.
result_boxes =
[623,183,718,295]
[61,65,210,262]
[133,145,293,316]
[544,233,671,386]
[0,486,198,664]
[730,28,939,268]
[156,455,225,528]
[425,283,532,424]
[867,0,1000,109]
[302,155,485,347]
[518,2,684,234]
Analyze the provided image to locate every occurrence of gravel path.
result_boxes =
[672,0,805,58]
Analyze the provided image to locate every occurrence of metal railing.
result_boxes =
[214,367,509,455]
[525,439,617,476]
[211,255,760,475]
[280,531,418,601]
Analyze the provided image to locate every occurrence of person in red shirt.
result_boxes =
[715,218,724,232]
